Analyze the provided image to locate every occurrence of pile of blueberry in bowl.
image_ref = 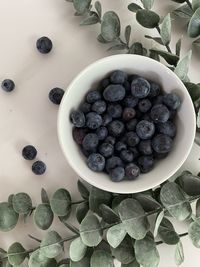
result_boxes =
[70,70,181,182]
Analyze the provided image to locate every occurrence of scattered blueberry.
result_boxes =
[99,143,114,158]
[105,136,116,146]
[102,114,112,126]
[123,96,139,108]
[123,108,136,121]
[86,90,101,103]
[36,37,53,54]
[149,82,161,98]
[70,110,85,128]
[49,88,64,105]
[157,121,176,138]
[87,153,105,172]
[92,100,106,114]
[32,161,46,175]
[1,79,15,92]
[115,142,127,153]
[82,133,99,152]
[80,102,91,113]
[86,112,102,129]
[108,120,125,137]
[150,104,170,123]
[138,140,153,155]
[103,84,126,102]
[138,156,154,173]
[107,104,122,118]
[101,78,110,89]
[73,128,87,145]
[131,78,150,98]
[126,132,140,147]
[120,149,134,163]
[125,163,140,180]
[136,120,155,140]
[152,134,173,154]
[110,167,125,182]
[126,119,138,131]
[110,70,127,84]
[22,145,37,160]
[106,156,124,173]
[138,99,152,113]
[163,93,181,110]
[96,127,108,141]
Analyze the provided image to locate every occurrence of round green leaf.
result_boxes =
[41,188,50,204]
[28,250,57,267]
[192,0,200,11]
[50,189,71,216]
[188,7,200,38]
[40,231,62,258]
[136,9,160,28]
[101,11,121,41]
[70,257,90,267]
[0,202,19,231]
[161,13,171,45]
[175,171,200,196]
[76,202,89,224]
[118,199,150,240]
[73,0,91,14]
[196,198,200,217]
[8,242,27,266]
[175,241,184,266]
[188,218,200,248]
[160,182,192,221]
[149,49,179,65]
[69,237,87,262]
[121,260,140,267]
[90,250,113,267]
[134,194,161,212]
[142,0,154,9]
[128,3,142,13]
[107,223,126,248]
[80,214,103,247]
[13,193,32,214]
[77,181,89,200]
[158,217,180,245]
[134,233,160,267]
[99,204,120,224]
[34,204,54,230]
[8,194,14,205]
[153,211,164,237]
[174,50,192,82]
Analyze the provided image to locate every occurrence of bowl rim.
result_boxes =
[57,54,196,193]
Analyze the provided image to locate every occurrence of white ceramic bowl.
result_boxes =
[58,54,196,194]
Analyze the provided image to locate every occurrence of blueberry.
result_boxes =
[105,136,116,146]
[22,145,37,160]
[115,142,127,153]
[70,110,85,128]
[110,70,127,84]
[1,79,15,92]
[86,90,101,103]
[169,110,177,120]
[92,100,107,114]
[150,104,170,123]
[125,163,140,180]
[123,108,136,121]
[148,82,161,98]
[123,96,139,108]
[86,112,102,129]
[73,128,87,145]
[32,161,46,175]
[128,74,139,83]
[135,110,143,119]
[129,147,139,159]
[87,153,105,172]
[106,156,123,172]
[102,114,112,126]
[153,95,164,105]
[126,132,140,147]
[99,143,114,158]
[138,140,153,155]
[80,102,91,113]
[110,167,125,182]
[82,133,99,152]
[131,78,150,98]
[138,99,152,113]
[108,120,125,137]
[96,127,108,140]
[36,37,53,54]
[154,152,169,159]
[123,81,131,92]
[107,104,122,118]
[103,84,126,102]
[163,93,181,110]
[126,119,138,131]
[136,120,155,140]
[49,88,64,105]
[141,114,153,122]
[120,149,134,163]
[138,156,154,173]
[156,121,176,138]
[101,78,110,89]
[152,134,173,153]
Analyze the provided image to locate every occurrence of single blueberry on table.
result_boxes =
[123,108,136,121]
[70,110,85,128]
[103,84,126,102]
[49,88,64,105]
[125,163,140,180]
[96,126,108,141]
[73,128,87,145]
[120,149,134,163]
[108,120,125,137]
[163,93,181,110]
[138,140,153,155]
[156,121,176,138]
[107,104,122,118]
[1,79,15,92]
[131,78,150,98]
[148,82,161,98]
[101,78,110,89]
[32,161,46,175]
[138,156,154,173]
[36,37,53,54]
[99,143,114,158]
[80,102,91,113]
[123,96,139,108]
[87,153,105,172]
[22,145,37,160]
[110,167,125,182]
[138,99,152,113]
[126,131,140,147]
[152,134,173,154]
[105,156,124,173]
[82,133,99,152]
[86,90,101,103]
[136,120,155,140]
[126,119,138,131]
[110,70,127,84]
[86,112,102,129]
[102,114,112,126]
[105,136,116,146]
[91,100,107,114]
[150,104,170,123]
[115,142,127,153]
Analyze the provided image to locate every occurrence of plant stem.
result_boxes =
[185,0,193,10]
[28,235,41,243]
[156,26,172,53]
[156,232,188,245]
[71,200,86,205]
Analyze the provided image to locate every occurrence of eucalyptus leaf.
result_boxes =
[0,202,19,231]
[28,250,57,267]
[118,198,150,240]
[133,193,161,212]
[149,49,179,65]
[99,204,120,224]
[69,237,87,262]
[111,236,135,265]
[193,37,200,47]
[73,0,91,14]
[136,10,160,28]
[107,223,126,248]
[134,233,160,267]
[175,241,184,266]
[175,171,200,196]
[95,1,101,18]
[174,50,192,81]
[129,42,144,55]
[58,258,70,266]
[161,13,171,45]
[13,193,32,214]
[112,196,127,214]
[97,34,111,43]
[149,50,160,61]
[90,250,113,267]
[128,3,142,12]
[158,217,180,245]
[40,231,63,258]
[142,0,154,9]
[70,257,90,267]
[50,188,71,216]
[197,109,200,127]
[145,35,164,45]
[172,4,194,19]
[8,242,27,266]
[34,204,54,230]
[176,38,182,56]
[154,211,164,237]
[59,218,79,234]
[80,214,102,247]
[80,12,100,26]
[107,44,127,51]
[160,182,192,221]
[125,25,131,45]
[184,82,200,101]
[76,202,89,224]
[77,181,89,200]
[188,218,200,247]
[196,198,200,217]
[41,189,50,204]
[8,194,14,206]
[192,0,200,11]
[101,11,121,41]
[121,260,140,267]
[188,7,200,37]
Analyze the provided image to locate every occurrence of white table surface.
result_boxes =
[0,0,200,266]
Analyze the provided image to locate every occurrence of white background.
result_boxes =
[0,0,200,266]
